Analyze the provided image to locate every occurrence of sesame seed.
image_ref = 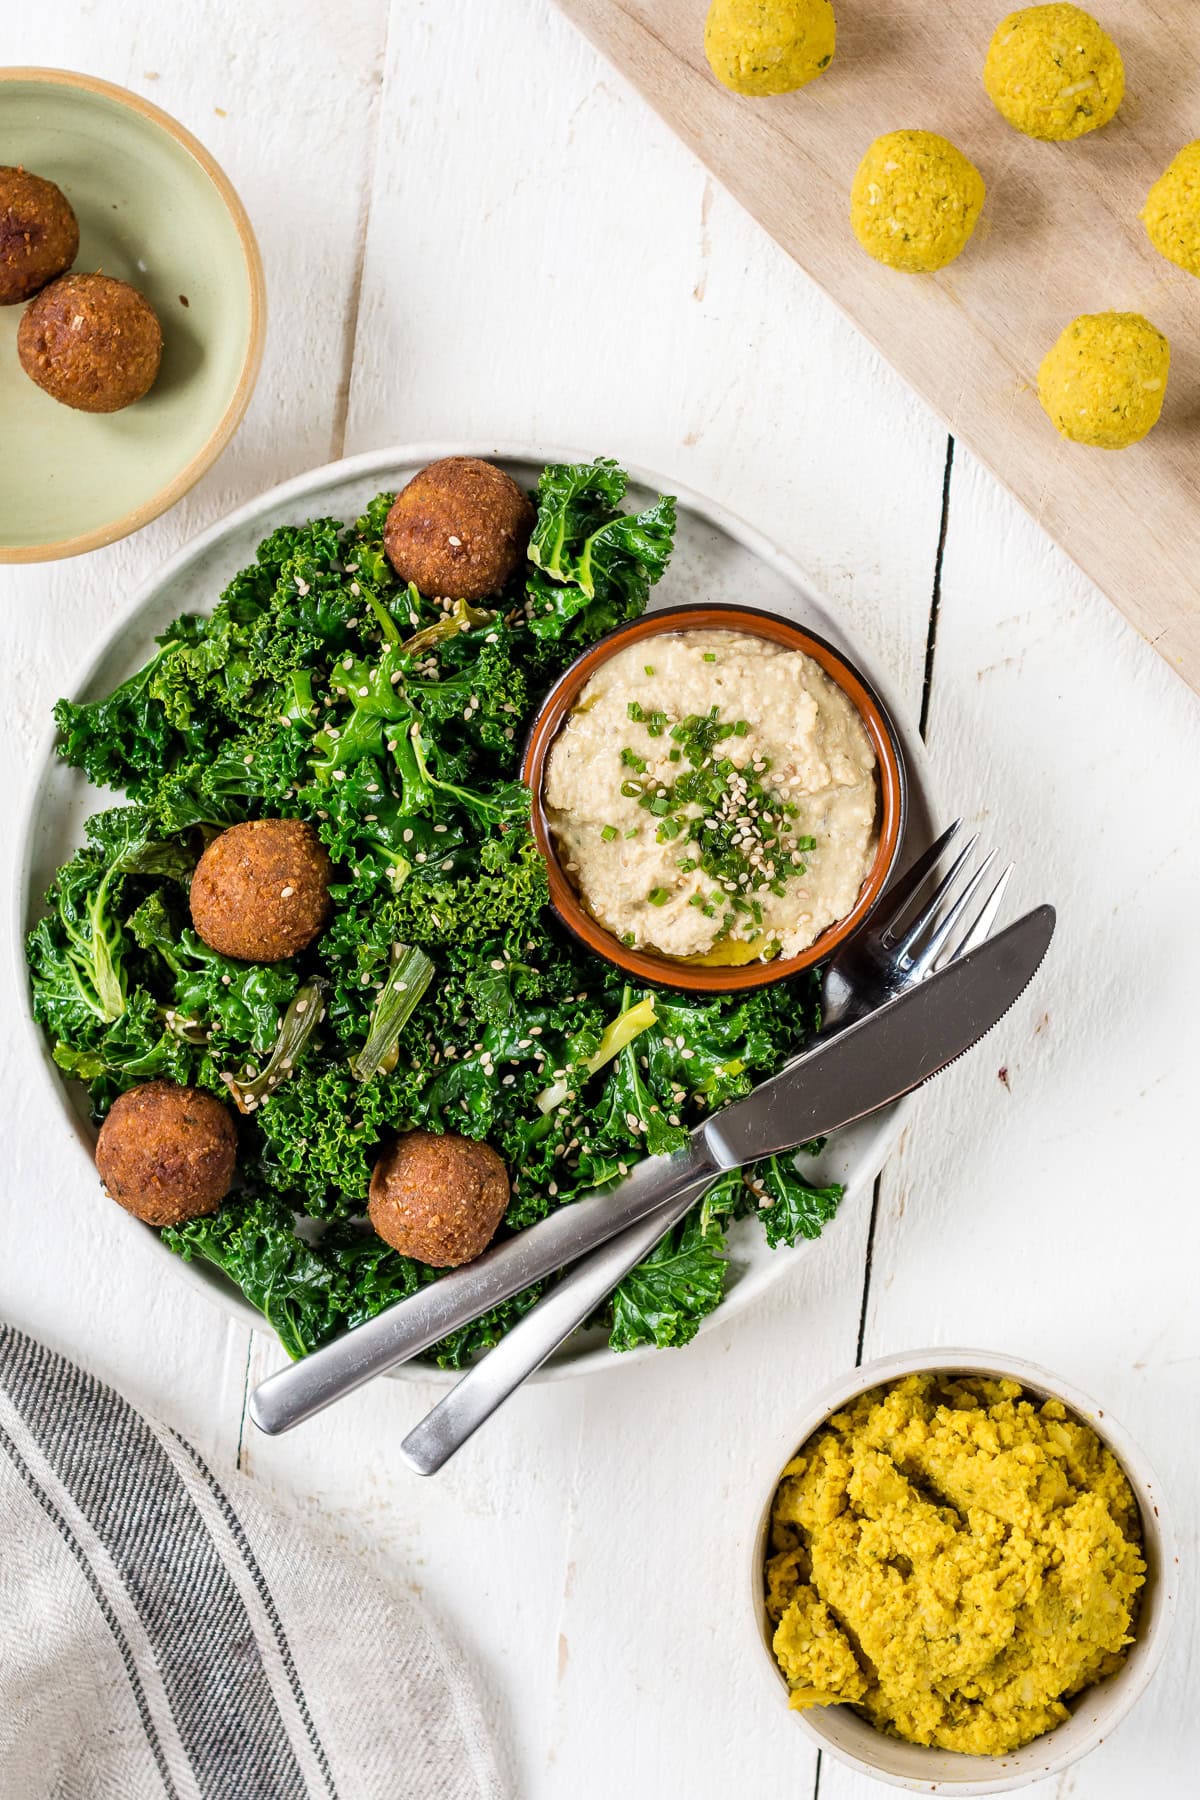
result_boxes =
[280,885,295,899]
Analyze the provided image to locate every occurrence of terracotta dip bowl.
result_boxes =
[521,604,908,993]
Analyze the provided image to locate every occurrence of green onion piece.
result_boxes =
[648,886,670,906]
[733,719,749,737]
[643,664,655,676]
[625,828,639,839]
[223,978,329,1113]
[349,944,436,1082]
[656,817,681,841]
[601,825,618,842]
[620,779,642,798]
[668,748,681,762]
[703,652,717,662]
[627,700,645,722]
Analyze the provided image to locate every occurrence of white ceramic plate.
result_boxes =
[15,445,937,1379]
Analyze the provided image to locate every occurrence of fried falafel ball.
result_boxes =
[368,1129,510,1267]
[190,819,334,963]
[96,1080,237,1227]
[984,6,1124,141]
[18,273,163,412]
[383,456,535,602]
[0,166,79,305]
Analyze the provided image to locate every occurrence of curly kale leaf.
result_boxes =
[163,1195,349,1360]
[753,1155,844,1249]
[128,891,299,1057]
[27,806,191,1042]
[527,458,676,647]
[609,1212,728,1352]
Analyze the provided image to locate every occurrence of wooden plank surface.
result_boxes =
[554,0,1200,695]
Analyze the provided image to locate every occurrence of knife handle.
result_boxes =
[399,1177,712,1475]
[248,1141,718,1436]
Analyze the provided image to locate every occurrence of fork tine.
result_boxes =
[887,832,979,957]
[873,819,962,937]
[916,849,997,974]
[949,862,1013,960]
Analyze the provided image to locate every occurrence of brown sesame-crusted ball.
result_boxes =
[96,1081,236,1227]
[368,1129,510,1267]
[190,819,333,963]
[18,273,162,412]
[0,166,79,305]
[383,456,535,601]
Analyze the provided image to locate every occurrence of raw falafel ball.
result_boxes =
[368,1129,510,1267]
[0,166,79,305]
[1142,142,1200,278]
[984,6,1123,141]
[1037,312,1169,449]
[96,1080,236,1227]
[704,0,836,97]
[383,457,535,601]
[190,819,334,962]
[18,273,163,413]
[850,131,985,273]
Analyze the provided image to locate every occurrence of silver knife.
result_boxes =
[250,909,1052,1438]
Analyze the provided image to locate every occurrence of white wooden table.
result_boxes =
[2,5,1196,1795]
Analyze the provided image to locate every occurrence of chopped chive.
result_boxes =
[678,857,698,872]
[624,827,638,839]
[627,700,645,722]
[732,719,749,737]
[668,747,681,762]
[620,747,647,773]
[656,817,682,841]
[601,825,618,842]
[643,664,655,676]
[620,931,636,946]
[703,652,717,663]
[648,887,670,906]
[620,779,642,798]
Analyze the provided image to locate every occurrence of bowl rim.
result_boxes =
[744,1346,1178,1795]
[521,602,909,994]
[0,64,267,564]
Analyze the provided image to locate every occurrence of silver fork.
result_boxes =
[398,819,1012,1474]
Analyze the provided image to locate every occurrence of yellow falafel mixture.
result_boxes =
[850,131,985,273]
[984,5,1124,141]
[1142,141,1200,278]
[704,0,835,98]
[765,1374,1145,1756]
[1038,312,1169,448]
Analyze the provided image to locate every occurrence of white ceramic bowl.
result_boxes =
[15,443,937,1379]
[745,1348,1177,1795]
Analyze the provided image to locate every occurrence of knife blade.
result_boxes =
[397,905,1056,1475]
[250,906,1054,1438]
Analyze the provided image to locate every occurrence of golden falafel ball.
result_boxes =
[984,6,1123,141]
[190,819,333,962]
[850,131,985,273]
[368,1129,510,1267]
[1141,142,1200,278]
[704,0,836,98]
[18,273,163,412]
[96,1081,236,1227]
[1037,312,1169,448]
[383,457,535,601]
[0,166,79,305]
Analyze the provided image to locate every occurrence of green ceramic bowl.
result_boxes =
[0,68,265,562]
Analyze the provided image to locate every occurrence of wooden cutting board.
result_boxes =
[555,0,1200,695]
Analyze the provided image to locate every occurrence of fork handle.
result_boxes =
[399,1176,713,1475]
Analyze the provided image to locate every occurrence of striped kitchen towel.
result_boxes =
[0,1325,506,1800]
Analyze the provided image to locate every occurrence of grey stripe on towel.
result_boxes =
[0,1327,318,1800]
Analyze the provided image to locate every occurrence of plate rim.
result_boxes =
[0,64,267,564]
[14,440,936,1381]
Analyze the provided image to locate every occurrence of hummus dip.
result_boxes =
[543,630,877,962]
[765,1374,1145,1756]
